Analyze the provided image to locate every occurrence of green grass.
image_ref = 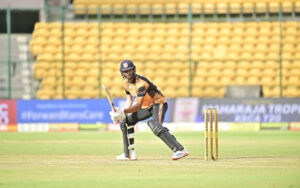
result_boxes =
[0,131,300,188]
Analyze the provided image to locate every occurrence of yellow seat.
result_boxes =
[219,76,233,87]
[268,1,280,13]
[74,3,86,14]
[216,2,228,14]
[43,44,60,54]
[282,1,293,12]
[178,3,188,14]
[34,22,48,30]
[85,77,99,87]
[242,2,254,13]
[125,4,138,14]
[203,2,215,14]
[235,76,247,85]
[255,2,267,13]
[33,28,49,38]
[217,87,226,98]
[262,68,279,77]
[283,86,299,98]
[37,89,54,99]
[191,3,201,14]
[65,53,80,61]
[286,76,299,86]
[247,76,261,85]
[34,67,46,79]
[112,3,125,14]
[34,36,47,46]
[254,52,267,60]
[64,89,80,99]
[165,3,177,14]
[110,86,124,98]
[163,87,178,98]
[152,3,163,14]
[74,68,88,78]
[261,76,278,87]
[295,1,300,12]
[192,87,205,97]
[139,3,151,14]
[232,26,244,36]
[229,2,241,13]
[265,60,279,69]
[166,77,179,87]
[177,87,189,97]
[177,77,189,87]
[71,77,85,88]
[41,76,57,89]
[206,77,220,87]
[64,62,77,70]
[203,86,219,98]
[37,52,54,62]
[222,68,235,77]
[82,89,100,99]
[263,86,279,98]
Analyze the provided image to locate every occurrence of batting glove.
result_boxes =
[109,107,126,123]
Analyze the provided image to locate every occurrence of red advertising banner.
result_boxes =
[0,100,17,126]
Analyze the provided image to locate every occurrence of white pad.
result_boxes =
[128,144,135,150]
[127,133,135,139]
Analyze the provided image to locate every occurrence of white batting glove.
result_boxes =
[109,107,126,123]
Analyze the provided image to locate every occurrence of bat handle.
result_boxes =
[112,107,120,123]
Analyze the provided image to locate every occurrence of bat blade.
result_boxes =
[102,84,117,112]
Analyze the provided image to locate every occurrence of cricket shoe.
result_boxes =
[172,147,189,160]
[116,150,137,161]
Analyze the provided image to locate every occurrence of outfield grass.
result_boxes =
[0,131,299,188]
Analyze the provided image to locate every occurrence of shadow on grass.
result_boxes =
[125,156,281,162]
[222,156,281,160]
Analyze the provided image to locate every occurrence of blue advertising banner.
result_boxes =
[17,99,170,123]
[17,99,112,123]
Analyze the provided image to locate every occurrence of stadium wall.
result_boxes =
[1,98,300,132]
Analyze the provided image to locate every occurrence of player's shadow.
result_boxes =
[178,156,278,160]
[221,156,279,160]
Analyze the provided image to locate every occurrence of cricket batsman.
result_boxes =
[109,60,189,160]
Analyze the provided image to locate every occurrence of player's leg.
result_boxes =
[126,123,136,159]
[117,109,152,160]
[126,109,152,159]
[148,103,189,160]
[116,119,131,160]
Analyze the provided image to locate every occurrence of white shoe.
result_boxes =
[116,153,129,160]
[116,150,137,161]
[172,147,189,160]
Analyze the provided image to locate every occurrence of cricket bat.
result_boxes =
[101,84,117,112]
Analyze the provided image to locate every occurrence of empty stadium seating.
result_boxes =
[73,0,298,15]
[30,20,300,99]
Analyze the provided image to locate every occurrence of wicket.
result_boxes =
[204,108,218,161]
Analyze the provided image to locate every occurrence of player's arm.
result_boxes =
[124,86,146,114]
[124,96,144,114]
[125,94,134,108]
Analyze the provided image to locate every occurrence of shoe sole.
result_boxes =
[116,158,138,161]
[172,152,189,160]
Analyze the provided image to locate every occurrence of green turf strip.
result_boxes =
[0,131,299,188]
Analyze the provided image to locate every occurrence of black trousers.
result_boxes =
[126,103,168,126]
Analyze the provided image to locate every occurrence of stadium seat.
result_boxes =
[31,19,300,98]
[37,89,54,99]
